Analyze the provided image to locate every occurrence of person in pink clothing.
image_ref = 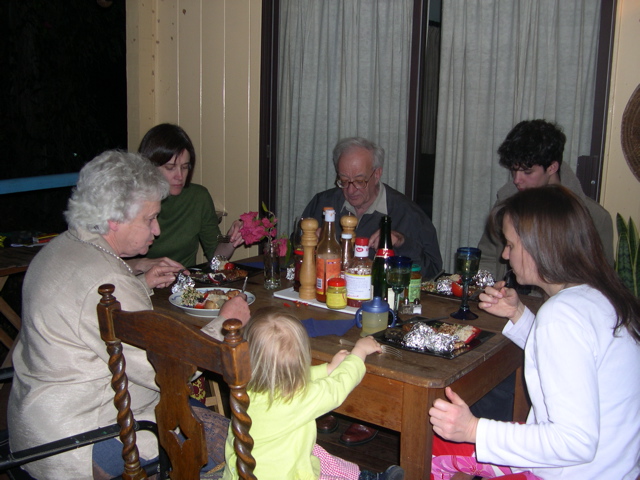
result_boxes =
[429,185,640,480]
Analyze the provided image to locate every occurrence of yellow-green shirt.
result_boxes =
[223,355,366,480]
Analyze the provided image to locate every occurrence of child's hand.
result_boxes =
[327,349,349,375]
[351,336,382,361]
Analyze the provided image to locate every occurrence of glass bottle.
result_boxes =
[339,233,354,278]
[371,215,394,300]
[315,207,341,303]
[345,237,373,308]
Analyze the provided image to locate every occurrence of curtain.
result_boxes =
[276,0,413,237]
[432,0,601,271]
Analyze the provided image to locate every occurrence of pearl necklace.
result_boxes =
[82,241,134,275]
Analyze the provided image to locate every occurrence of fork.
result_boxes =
[339,338,403,359]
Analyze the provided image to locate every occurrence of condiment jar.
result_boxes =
[407,263,422,302]
[326,277,347,310]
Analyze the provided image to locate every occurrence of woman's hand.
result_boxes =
[227,220,245,247]
[478,280,525,322]
[327,349,350,375]
[127,256,186,276]
[429,387,479,444]
[214,220,245,259]
[144,262,187,289]
[218,294,251,325]
[351,336,383,361]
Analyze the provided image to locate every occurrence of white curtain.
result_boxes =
[276,0,413,237]
[432,0,601,271]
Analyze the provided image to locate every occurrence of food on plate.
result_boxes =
[180,286,242,309]
[450,281,464,297]
[190,267,249,285]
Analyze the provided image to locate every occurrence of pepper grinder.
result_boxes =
[340,214,358,240]
[299,217,319,300]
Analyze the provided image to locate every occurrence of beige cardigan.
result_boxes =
[8,228,225,479]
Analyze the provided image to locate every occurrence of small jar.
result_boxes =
[407,263,422,302]
[326,277,347,309]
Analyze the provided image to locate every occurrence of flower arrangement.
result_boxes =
[239,202,290,258]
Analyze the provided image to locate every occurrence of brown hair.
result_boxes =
[244,307,311,405]
[137,123,196,187]
[489,185,640,342]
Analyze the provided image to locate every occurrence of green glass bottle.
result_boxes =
[371,215,394,299]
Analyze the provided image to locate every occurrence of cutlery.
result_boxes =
[339,338,403,359]
[241,276,249,294]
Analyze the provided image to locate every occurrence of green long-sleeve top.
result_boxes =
[146,183,221,267]
[223,354,366,480]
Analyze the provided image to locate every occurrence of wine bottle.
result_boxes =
[371,215,394,300]
[316,207,341,303]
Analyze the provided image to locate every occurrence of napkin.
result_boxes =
[301,318,356,338]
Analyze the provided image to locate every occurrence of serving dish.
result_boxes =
[169,287,256,318]
[371,319,494,359]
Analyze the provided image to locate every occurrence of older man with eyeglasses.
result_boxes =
[301,136,442,279]
[300,136,443,446]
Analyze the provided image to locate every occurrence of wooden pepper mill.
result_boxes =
[299,217,319,300]
[340,213,357,239]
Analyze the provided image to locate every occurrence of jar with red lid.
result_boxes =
[326,277,347,309]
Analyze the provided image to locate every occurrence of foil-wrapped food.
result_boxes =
[384,321,482,355]
[171,272,195,294]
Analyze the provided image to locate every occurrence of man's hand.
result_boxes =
[429,387,479,444]
[368,229,405,250]
[218,294,251,325]
[478,281,525,322]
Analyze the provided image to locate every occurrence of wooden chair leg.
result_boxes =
[205,379,225,416]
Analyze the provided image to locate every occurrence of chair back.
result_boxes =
[97,284,256,480]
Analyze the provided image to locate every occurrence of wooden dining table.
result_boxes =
[152,265,536,479]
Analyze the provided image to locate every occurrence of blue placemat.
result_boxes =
[301,318,356,338]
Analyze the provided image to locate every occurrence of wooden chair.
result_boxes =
[0,367,164,480]
[97,284,256,480]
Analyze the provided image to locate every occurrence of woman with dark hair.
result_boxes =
[429,185,640,480]
[135,123,244,268]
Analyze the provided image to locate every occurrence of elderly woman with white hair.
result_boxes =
[8,150,250,479]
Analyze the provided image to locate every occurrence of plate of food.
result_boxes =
[421,273,485,300]
[372,318,494,359]
[169,286,256,317]
[188,262,262,286]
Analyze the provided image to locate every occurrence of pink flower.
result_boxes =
[274,237,288,257]
[239,211,259,224]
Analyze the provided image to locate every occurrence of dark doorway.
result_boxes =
[0,0,127,234]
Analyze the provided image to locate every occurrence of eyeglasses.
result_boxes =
[161,162,192,173]
[335,171,375,190]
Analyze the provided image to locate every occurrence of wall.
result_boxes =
[126,0,639,261]
[126,0,262,261]
[601,0,640,230]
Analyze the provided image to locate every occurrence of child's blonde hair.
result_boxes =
[244,307,311,404]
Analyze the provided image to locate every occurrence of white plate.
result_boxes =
[169,287,256,317]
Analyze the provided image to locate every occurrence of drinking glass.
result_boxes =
[451,247,481,320]
[386,256,412,313]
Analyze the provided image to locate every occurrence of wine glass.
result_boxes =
[451,247,482,320]
[386,256,412,314]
